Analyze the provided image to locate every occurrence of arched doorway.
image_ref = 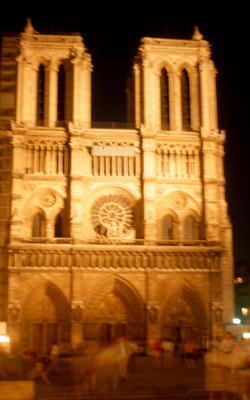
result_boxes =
[161,286,207,345]
[21,282,70,354]
[84,276,145,342]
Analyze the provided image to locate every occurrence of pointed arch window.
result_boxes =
[57,64,66,124]
[32,212,46,237]
[37,64,46,126]
[184,215,197,240]
[162,215,174,240]
[55,212,63,237]
[160,69,170,130]
[181,69,191,131]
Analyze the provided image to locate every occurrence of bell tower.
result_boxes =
[127,27,234,328]
[15,19,92,128]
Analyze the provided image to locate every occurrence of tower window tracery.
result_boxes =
[160,69,170,130]
[181,69,191,131]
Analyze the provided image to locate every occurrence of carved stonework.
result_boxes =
[9,247,221,271]
[173,193,187,210]
[40,190,56,208]
[91,195,134,237]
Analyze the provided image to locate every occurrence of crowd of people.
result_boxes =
[1,332,250,399]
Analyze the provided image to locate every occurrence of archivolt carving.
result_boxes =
[86,275,145,324]
[20,281,70,322]
[161,285,207,333]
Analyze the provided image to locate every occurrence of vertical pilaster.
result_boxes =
[141,130,156,241]
[45,63,58,128]
[174,72,182,132]
[133,63,141,128]
[199,60,211,131]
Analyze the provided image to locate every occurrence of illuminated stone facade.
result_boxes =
[0,21,234,352]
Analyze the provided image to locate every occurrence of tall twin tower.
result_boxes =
[0,20,234,352]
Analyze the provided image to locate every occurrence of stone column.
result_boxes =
[82,54,92,128]
[209,61,218,131]
[199,60,211,132]
[16,55,37,125]
[70,52,92,128]
[141,130,157,241]
[173,71,182,132]
[133,63,141,128]
[45,62,58,128]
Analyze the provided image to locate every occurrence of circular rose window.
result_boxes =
[91,195,134,237]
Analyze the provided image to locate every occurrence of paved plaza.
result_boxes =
[36,354,209,400]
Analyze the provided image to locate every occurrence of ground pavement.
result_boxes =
[34,354,235,400]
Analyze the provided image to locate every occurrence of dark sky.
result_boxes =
[0,10,249,263]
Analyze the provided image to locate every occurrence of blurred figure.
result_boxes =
[231,338,250,400]
[205,334,236,400]
[184,338,197,368]
[94,341,120,396]
[50,341,59,372]
[151,338,162,368]
[161,338,175,368]
[81,341,99,393]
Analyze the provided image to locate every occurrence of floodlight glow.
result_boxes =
[243,332,250,339]
[241,307,249,316]
[232,318,241,325]
[0,335,10,343]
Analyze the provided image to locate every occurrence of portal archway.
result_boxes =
[85,276,145,342]
[21,281,70,353]
[161,285,207,343]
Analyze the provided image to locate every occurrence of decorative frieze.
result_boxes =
[8,246,221,271]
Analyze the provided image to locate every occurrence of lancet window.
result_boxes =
[160,69,170,130]
[162,215,174,240]
[55,213,63,237]
[32,212,46,237]
[181,69,191,131]
[57,64,66,124]
[184,215,197,240]
[37,64,46,126]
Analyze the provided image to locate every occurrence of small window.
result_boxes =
[181,69,191,131]
[160,69,170,130]
[162,215,174,240]
[32,212,46,237]
[184,216,197,240]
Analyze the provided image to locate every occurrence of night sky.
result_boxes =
[0,9,249,264]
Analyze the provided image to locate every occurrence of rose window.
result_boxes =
[91,195,134,237]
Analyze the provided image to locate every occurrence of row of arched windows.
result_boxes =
[162,215,200,240]
[37,64,66,126]
[32,212,65,238]
[160,68,191,131]
[32,211,200,241]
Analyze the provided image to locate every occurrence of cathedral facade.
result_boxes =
[0,21,234,352]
